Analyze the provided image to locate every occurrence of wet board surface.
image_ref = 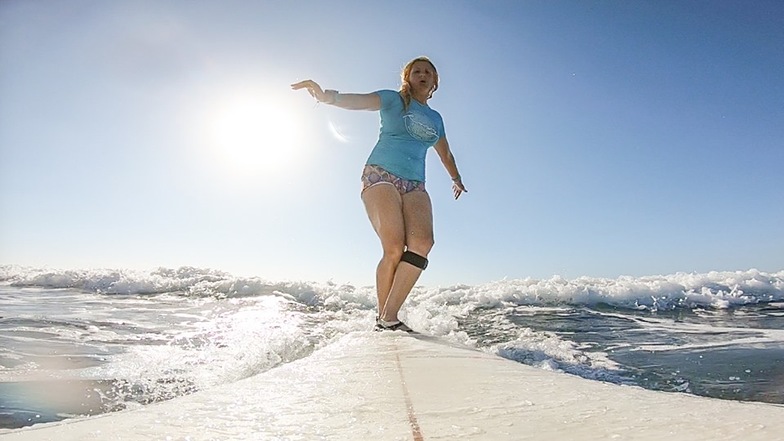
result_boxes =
[1,332,782,440]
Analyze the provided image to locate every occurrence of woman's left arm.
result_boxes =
[434,136,467,200]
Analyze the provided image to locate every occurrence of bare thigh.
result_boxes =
[361,183,405,251]
[401,190,434,254]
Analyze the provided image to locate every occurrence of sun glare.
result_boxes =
[327,120,350,143]
[205,90,307,179]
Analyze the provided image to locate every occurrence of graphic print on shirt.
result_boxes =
[403,111,439,144]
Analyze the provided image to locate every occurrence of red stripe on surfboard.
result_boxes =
[395,351,424,441]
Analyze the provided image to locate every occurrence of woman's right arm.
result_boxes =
[291,80,380,111]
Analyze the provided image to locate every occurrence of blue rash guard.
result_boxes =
[365,89,445,182]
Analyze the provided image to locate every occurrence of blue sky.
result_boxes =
[1,0,782,286]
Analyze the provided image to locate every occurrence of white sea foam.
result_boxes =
[2,265,782,311]
[2,265,784,426]
[412,269,784,312]
[6,265,780,382]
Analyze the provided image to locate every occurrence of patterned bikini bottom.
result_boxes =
[361,164,426,195]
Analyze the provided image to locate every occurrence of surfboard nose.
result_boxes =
[3,333,783,440]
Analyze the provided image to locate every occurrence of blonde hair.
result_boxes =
[399,56,439,110]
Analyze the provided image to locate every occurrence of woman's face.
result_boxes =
[408,60,437,94]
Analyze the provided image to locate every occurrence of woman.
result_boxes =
[291,56,466,332]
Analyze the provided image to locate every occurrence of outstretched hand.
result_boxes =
[291,80,327,103]
[452,179,467,200]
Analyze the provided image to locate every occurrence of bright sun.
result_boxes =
[206,90,307,179]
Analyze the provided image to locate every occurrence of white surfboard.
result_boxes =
[1,332,782,440]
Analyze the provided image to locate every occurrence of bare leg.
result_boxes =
[379,190,434,322]
[361,184,405,314]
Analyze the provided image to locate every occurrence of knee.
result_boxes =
[407,235,434,256]
[381,244,405,263]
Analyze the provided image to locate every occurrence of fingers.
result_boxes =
[291,79,326,103]
[290,79,314,90]
[452,182,467,200]
[291,80,322,96]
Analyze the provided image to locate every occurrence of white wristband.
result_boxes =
[324,89,339,104]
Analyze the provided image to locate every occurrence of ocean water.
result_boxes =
[1,265,783,431]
